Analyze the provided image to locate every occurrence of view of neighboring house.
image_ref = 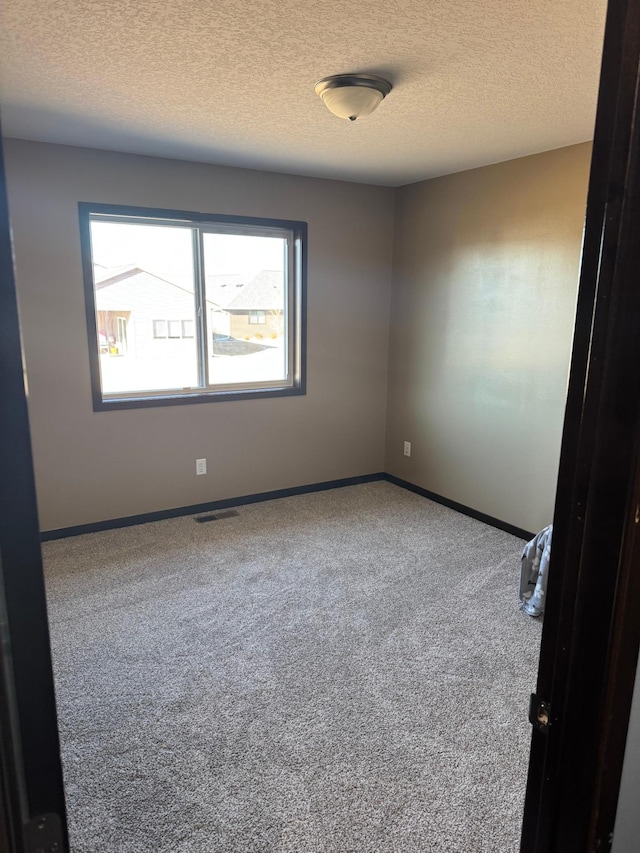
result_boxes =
[206,269,285,339]
[95,264,285,359]
[94,264,210,358]
[204,274,244,338]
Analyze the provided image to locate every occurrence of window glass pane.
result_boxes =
[182,319,194,338]
[203,233,287,385]
[90,221,198,393]
[153,320,167,338]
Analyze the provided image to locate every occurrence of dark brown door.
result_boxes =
[0,126,69,850]
[521,0,640,849]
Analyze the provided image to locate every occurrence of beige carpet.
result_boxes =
[43,481,541,852]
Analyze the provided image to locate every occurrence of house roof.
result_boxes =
[226,271,283,311]
[94,264,219,305]
[94,264,283,311]
[94,263,140,286]
[205,274,247,308]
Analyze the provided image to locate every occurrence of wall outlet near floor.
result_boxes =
[196,458,207,476]
[403,441,412,457]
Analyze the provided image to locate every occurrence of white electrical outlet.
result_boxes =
[403,441,412,457]
[196,458,207,476]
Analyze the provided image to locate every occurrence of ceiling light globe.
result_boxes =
[315,74,392,121]
[320,86,384,121]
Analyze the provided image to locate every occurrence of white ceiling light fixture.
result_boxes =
[315,74,392,122]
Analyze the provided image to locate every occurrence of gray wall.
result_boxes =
[6,139,593,535]
[4,140,395,531]
[385,143,592,533]
[612,660,640,853]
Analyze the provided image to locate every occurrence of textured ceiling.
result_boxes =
[0,0,607,186]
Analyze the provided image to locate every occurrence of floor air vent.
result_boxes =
[195,509,240,523]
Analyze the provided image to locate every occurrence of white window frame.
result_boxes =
[79,203,307,411]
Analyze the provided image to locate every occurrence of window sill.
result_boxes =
[94,384,306,411]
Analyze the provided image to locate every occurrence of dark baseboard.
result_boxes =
[40,473,387,541]
[41,471,535,543]
[384,474,535,541]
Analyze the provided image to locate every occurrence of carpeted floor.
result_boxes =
[43,481,541,852]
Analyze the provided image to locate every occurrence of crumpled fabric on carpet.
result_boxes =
[520,524,553,617]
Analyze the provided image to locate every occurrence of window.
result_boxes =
[167,320,182,339]
[79,203,306,410]
[153,319,194,339]
[153,320,167,339]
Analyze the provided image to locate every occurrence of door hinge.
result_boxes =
[529,693,552,734]
[23,812,65,853]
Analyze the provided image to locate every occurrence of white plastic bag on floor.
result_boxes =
[520,524,553,617]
